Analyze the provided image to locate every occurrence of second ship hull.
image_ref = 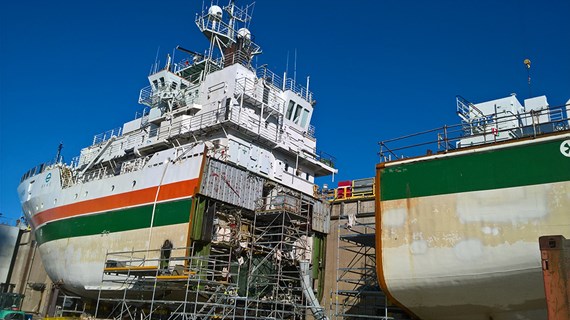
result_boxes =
[376,133,570,320]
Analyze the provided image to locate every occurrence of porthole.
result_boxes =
[40,203,44,209]
[54,198,58,205]
[111,185,115,191]
[84,191,89,197]
[132,180,137,188]
[74,194,78,200]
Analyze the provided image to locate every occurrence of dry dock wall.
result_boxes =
[2,226,53,317]
[1,224,20,290]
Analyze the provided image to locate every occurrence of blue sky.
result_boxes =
[1,0,569,222]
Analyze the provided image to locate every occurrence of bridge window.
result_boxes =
[300,109,309,128]
[293,105,302,124]
[286,100,295,120]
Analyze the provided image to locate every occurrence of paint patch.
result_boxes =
[456,185,547,223]
[481,226,500,236]
[382,208,407,227]
[410,240,428,255]
[454,239,483,261]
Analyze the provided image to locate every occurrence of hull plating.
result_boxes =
[377,134,570,320]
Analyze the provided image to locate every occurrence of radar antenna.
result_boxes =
[195,1,261,67]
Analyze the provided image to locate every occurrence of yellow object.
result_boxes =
[524,58,531,69]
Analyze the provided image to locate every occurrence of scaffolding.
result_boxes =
[329,197,411,320]
[245,193,322,319]
[332,221,391,320]
[95,192,329,320]
[96,243,241,320]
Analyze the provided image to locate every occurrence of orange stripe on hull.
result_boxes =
[32,179,199,227]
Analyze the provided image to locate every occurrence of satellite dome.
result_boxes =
[237,28,251,40]
[208,6,223,19]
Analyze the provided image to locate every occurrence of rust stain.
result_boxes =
[375,163,420,319]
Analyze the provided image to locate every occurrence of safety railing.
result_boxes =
[255,194,304,215]
[379,104,570,162]
[322,178,375,201]
[315,149,336,168]
[235,76,285,114]
[19,159,60,183]
[92,127,122,146]
[195,15,231,40]
[138,85,154,106]
[257,66,315,103]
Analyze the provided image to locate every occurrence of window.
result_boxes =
[300,109,309,128]
[293,105,302,124]
[286,100,295,120]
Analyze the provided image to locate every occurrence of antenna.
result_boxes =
[172,48,176,71]
[154,46,160,74]
[55,142,64,163]
[286,50,289,75]
[294,48,297,84]
[524,58,532,98]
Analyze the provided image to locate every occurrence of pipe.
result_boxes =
[299,260,328,320]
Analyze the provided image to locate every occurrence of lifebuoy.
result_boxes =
[491,127,498,136]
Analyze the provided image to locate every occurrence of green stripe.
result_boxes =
[380,137,570,201]
[36,199,192,244]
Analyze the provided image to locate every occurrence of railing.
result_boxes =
[257,67,315,104]
[284,78,314,103]
[80,166,110,184]
[196,14,231,40]
[20,160,58,183]
[120,156,150,175]
[379,104,570,162]
[138,85,154,106]
[134,107,149,120]
[315,149,336,168]
[235,76,285,114]
[307,124,316,139]
[256,194,302,214]
[320,178,375,201]
[149,103,282,145]
[92,127,122,146]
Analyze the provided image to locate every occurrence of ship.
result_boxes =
[375,94,570,320]
[16,1,570,319]
[17,2,336,309]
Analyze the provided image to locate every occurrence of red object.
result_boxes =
[337,180,352,199]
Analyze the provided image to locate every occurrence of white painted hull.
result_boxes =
[39,223,189,297]
[380,181,570,320]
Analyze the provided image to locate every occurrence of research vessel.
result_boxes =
[376,94,570,320]
[17,3,336,314]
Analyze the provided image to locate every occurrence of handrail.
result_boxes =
[379,103,570,162]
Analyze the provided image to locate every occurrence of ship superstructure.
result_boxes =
[376,94,570,320]
[17,3,336,317]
